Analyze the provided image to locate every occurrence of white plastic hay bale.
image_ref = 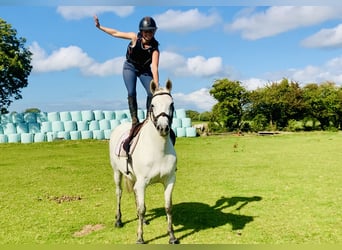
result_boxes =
[171,124,178,134]
[12,113,24,123]
[186,127,197,137]
[138,109,145,120]
[46,132,57,142]
[24,112,37,123]
[110,120,121,130]
[103,110,115,120]
[8,133,20,143]
[104,129,111,139]
[99,119,110,130]
[76,121,89,131]
[0,134,8,143]
[81,130,93,140]
[51,121,64,132]
[16,123,28,134]
[70,111,82,121]
[93,110,104,120]
[41,121,52,133]
[63,121,77,132]
[115,110,127,120]
[47,112,60,122]
[175,109,186,119]
[120,118,130,124]
[81,110,95,121]
[93,130,104,140]
[123,109,130,118]
[181,118,192,128]
[21,133,34,143]
[1,114,12,123]
[89,120,100,131]
[37,112,48,123]
[176,127,186,137]
[34,133,46,143]
[59,111,72,121]
[28,123,40,133]
[57,131,70,140]
[172,118,182,129]
[4,123,17,134]
[70,131,81,140]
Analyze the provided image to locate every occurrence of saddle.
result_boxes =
[115,122,144,157]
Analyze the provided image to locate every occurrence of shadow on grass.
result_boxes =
[145,195,262,243]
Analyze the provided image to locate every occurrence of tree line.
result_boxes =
[2,17,342,133]
[188,78,342,132]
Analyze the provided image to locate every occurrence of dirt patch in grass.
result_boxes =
[73,224,105,237]
[49,195,82,203]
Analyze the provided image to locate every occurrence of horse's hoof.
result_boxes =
[136,239,145,244]
[114,221,123,228]
[169,238,180,244]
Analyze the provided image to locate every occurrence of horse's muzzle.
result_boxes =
[157,124,170,136]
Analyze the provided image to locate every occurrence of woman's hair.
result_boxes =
[137,32,159,47]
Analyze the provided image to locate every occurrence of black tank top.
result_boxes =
[126,34,159,70]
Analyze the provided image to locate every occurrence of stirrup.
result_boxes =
[125,154,132,175]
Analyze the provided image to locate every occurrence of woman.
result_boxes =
[94,15,175,151]
[94,15,160,126]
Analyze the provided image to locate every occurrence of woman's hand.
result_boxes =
[93,15,100,28]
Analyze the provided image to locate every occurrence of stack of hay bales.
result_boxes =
[0,108,196,144]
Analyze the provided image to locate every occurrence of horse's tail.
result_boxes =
[124,176,134,193]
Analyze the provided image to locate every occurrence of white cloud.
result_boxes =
[242,78,266,90]
[29,42,123,76]
[293,62,342,84]
[57,6,134,20]
[160,51,224,77]
[241,53,342,90]
[226,6,342,40]
[301,24,342,48]
[160,51,186,69]
[85,57,125,76]
[173,88,217,112]
[155,8,221,32]
[185,56,223,77]
[30,43,224,78]
[30,42,93,72]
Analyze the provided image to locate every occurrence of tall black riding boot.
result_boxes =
[128,96,139,126]
[123,96,139,153]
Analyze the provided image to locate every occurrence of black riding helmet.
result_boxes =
[139,16,157,31]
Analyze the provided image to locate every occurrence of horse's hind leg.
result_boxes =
[134,180,146,244]
[113,169,123,228]
[164,179,179,244]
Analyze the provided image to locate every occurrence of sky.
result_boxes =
[2,1,342,113]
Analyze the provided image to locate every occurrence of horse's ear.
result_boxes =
[150,80,157,94]
[166,79,172,92]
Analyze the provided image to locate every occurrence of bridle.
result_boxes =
[148,92,174,128]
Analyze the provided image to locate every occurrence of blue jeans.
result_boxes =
[122,60,153,105]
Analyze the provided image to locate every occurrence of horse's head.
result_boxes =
[149,79,174,137]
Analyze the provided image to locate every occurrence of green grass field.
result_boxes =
[0,132,341,244]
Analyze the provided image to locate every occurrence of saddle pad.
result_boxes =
[115,130,141,157]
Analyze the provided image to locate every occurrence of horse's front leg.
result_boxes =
[134,180,146,244]
[114,169,123,228]
[164,178,179,244]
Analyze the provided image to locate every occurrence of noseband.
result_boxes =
[148,92,174,128]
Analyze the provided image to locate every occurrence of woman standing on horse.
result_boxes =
[93,15,160,127]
